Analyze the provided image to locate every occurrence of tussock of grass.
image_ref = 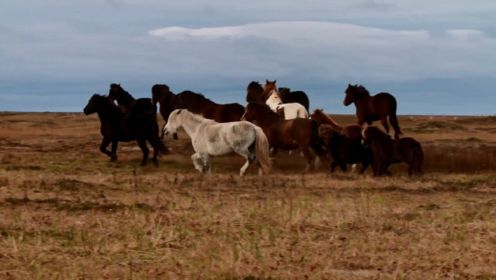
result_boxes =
[0,113,496,278]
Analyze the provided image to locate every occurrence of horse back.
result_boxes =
[281,90,310,111]
[370,92,397,113]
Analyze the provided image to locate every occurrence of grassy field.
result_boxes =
[1,112,496,279]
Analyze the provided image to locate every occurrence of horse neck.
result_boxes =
[352,91,370,107]
[118,92,136,109]
[96,103,121,124]
[177,112,210,136]
[252,108,281,127]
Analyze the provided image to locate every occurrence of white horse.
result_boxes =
[265,89,309,119]
[162,109,271,176]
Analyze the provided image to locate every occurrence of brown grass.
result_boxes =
[0,113,496,279]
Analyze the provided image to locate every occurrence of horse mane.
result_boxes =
[248,81,263,91]
[311,109,343,131]
[110,83,135,101]
[178,109,216,124]
[247,102,282,119]
[353,84,370,97]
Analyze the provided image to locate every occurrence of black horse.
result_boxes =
[83,94,168,166]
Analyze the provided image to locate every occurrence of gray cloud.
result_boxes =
[1,1,496,113]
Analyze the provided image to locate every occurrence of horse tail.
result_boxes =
[253,126,271,174]
[389,97,402,139]
[310,121,326,156]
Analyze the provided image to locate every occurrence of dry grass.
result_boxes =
[0,112,496,279]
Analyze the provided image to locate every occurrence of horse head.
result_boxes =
[162,109,183,139]
[151,84,171,104]
[265,89,283,111]
[83,94,107,115]
[263,80,277,99]
[246,81,264,103]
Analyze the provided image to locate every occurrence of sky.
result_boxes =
[1,0,495,114]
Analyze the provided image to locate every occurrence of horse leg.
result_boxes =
[381,117,390,134]
[149,139,160,166]
[136,139,149,166]
[191,153,204,173]
[339,162,347,172]
[330,161,338,173]
[100,138,113,158]
[201,154,211,173]
[301,147,315,172]
[110,140,118,162]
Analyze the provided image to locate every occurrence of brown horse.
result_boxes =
[318,124,371,173]
[241,103,324,171]
[344,84,402,139]
[83,94,168,166]
[362,126,423,176]
[246,81,265,104]
[174,91,245,123]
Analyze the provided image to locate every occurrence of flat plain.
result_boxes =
[1,112,496,279]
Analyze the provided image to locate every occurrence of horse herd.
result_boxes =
[83,81,423,176]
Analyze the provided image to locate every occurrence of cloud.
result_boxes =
[147,21,496,82]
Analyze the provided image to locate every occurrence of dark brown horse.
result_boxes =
[278,87,310,112]
[151,84,178,124]
[344,84,402,139]
[318,124,371,173]
[241,103,324,171]
[83,94,168,166]
[246,81,265,104]
[174,90,245,123]
[362,126,423,176]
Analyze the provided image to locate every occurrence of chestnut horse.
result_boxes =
[83,94,168,166]
[344,84,402,139]
[362,126,423,176]
[152,84,244,123]
[241,103,324,172]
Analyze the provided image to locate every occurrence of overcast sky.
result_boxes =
[1,1,495,114]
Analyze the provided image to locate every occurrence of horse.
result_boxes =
[241,102,325,172]
[318,124,371,173]
[344,84,402,139]
[151,84,176,122]
[265,89,309,119]
[310,109,363,140]
[162,109,271,176]
[108,83,137,113]
[279,87,310,112]
[263,80,278,101]
[173,90,245,123]
[246,81,265,104]
[362,126,423,176]
[83,94,168,166]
